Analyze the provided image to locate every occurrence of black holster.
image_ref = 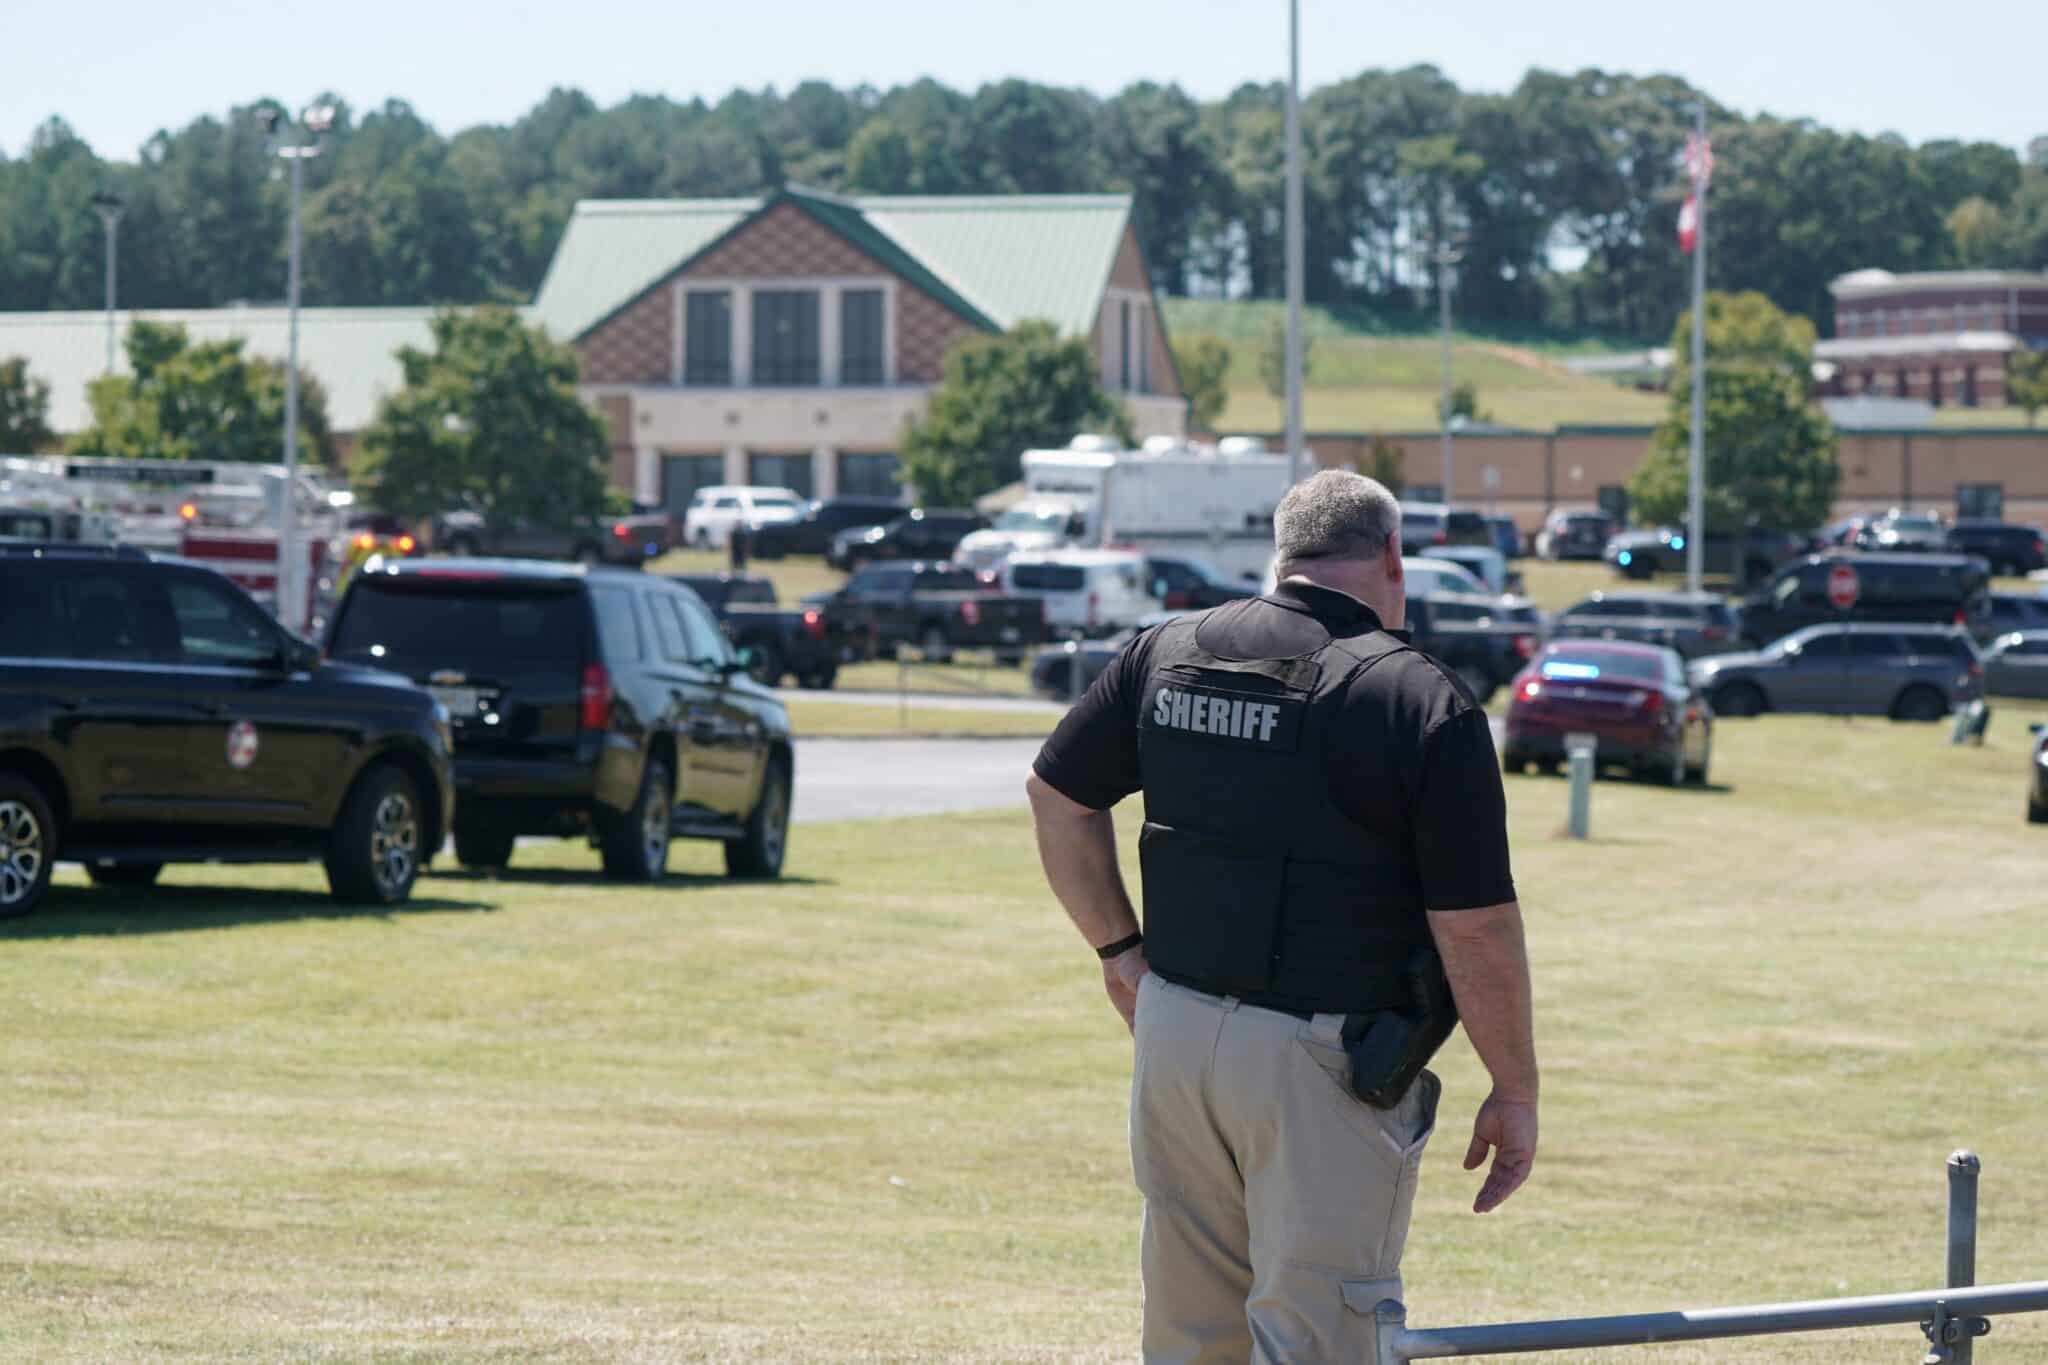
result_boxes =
[1339,945,1459,1109]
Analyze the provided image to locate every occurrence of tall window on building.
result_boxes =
[1964,365,1979,407]
[749,453,815,498]
[839,452,901,498]
[661,453,726,516]
[683,292,732,386]
[1957,484,2004,520]
[753,291,821,386]
[841,289,886,385]
[1137,305,1151,393]
[1119,298,1133,391]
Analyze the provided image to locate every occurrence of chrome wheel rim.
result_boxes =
[760,775,788,871]
[643,781,670,872]
[369,792,418,896]
[0,800,44,906]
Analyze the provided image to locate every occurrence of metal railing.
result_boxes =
[1376,1151,2048,1363]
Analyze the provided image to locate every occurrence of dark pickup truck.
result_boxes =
[433,506,676,566]
[1551,590,1746,660]
[1605,526,1808,585]
[1405,592,1545,705]
[808,561,1048,663]
[669,574,846,690]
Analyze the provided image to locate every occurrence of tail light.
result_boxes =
[1433,530,1448,545]
[179,502,198,521]
[2034,537,2045,558]
[1087,590,1100,629]
[353,533,375,551]
[1516,677,1542,702]
[1513,633,1538,660]
[801,608,826,640]
[1638,689,1666,716]
[1702,625,1729,642]
[613,523,631,539]
[1954,608,1968,626]
[960,599,982,627]
[395,534,416,554]
[579,664,610,732]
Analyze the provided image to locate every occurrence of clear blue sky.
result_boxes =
[6,0,2042,161]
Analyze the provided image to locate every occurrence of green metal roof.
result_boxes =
[855,194,1132,336]
[531,191,1135,344]
[530,197,759,342]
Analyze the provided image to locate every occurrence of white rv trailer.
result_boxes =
[1016,434,1296,584]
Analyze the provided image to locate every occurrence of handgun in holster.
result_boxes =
[1338,945,1459,1110]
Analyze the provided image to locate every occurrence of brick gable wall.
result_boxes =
[683,201,886,281]
[580,282,675,385]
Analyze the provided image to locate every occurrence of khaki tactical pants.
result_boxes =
[1131,973,1439,1364]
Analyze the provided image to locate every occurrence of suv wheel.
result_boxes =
[87,862,163,889]
[326,765,423,905]
[747,640,785,688]
[797,665,837,690]
[453,826,515,870]
[725,757,790,879]
[601,758,672,882]
[1712,682,1765,718]
[1892,685,1947,723]
[573,542,602,566]
[919,624,953,663]
[0,776,56,920]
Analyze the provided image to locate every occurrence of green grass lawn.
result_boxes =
[4,698,2047,1360]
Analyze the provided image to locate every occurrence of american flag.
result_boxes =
[1678,131,1713,254]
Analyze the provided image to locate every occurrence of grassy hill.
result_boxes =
[1161,298,1668,433]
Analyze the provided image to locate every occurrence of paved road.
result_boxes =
[780,687,1066,715]
[792,737,1044,824]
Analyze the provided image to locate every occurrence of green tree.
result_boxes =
[1947,197,2017,268]
[2008,350,2048,426]
[1628,291,1838,536]
[845,117,914,193]
[0,357,57,452]
[1356,434,1405,495]
[71,320,337,465]
[356,306,609,523]
[1256,316,1313,399]
[900,320,1132,506]
[1171,334,1232,430]
[1443,379,1486,423]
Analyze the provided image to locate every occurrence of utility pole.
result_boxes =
[89,191,122,374]
[1283,0,1305,485]
[262,104,333,634]
[1686,104,1709,595]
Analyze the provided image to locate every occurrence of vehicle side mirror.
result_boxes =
[730,647,758,676]
[278,636,321,674]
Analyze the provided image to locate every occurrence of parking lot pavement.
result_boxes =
[780,688,1066,715]
[792,737,1046,824]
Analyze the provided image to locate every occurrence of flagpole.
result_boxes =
[1686,104,1707,596]
[1284,0,1305,486]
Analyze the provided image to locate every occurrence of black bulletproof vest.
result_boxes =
[1134,605,1429,1014]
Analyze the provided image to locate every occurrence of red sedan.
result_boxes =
[1502,640,1713,785]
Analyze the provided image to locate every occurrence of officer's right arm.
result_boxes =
[1429,902,1538,1214]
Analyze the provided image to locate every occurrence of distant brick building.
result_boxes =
[1817,268,2048,407]
[529,187,1186,511]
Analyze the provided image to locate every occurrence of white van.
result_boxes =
[682,485,805,549]
[1003,548,1159,636]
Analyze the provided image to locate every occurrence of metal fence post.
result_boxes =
[1946,1150,1983,1364]
[1374,1297,1408,1365]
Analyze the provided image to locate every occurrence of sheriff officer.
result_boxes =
[1026,469,1538,1363]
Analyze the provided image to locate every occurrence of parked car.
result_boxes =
[669,573,845,690]
[681,486,806,550]
[327,560,793,879]
[1859,509,1948,553]
[1688,623,1982,721]
[1981,592,2048,643]
[1502,640,1712,785]
[1604,526,1806,584]
[1535,507,1615,561]
[1983,631,2048,699]
[811,560,1047,662]
[0,543,454,919]
[744,496,906,559]
[1484,515,1524,560]
[1402,555,1490,598]
[1002,548,1161,637]
[1029,629,1139,701]
[434,506,675,565]
[1947,520,2048,576]
[2028,722,2048,824]
[1426,544,1520,596]
[1739,553,1990,647]
[1405,592,1544,704]
[1551,591,1746,660]
[1398,502,1492,555]
[953,498,1089,572]
[1144,555,1259,610]
[829,508,988,570]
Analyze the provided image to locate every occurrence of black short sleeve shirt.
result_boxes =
[1032,581,1516,912]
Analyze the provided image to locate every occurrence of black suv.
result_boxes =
[827,509,987,570]
[0,545,454,919]
[1947,521,2047,576]
[747,496,905,559]
[1740,553,1990,647]
[327,560,793,880]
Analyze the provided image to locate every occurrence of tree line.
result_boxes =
[3,69,2045,342]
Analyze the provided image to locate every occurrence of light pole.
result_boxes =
[1414,218,1465,504]
[259,103,332,633]
[1283,0,1305,485]
[88,191,122,374]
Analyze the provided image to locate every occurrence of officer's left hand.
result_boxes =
[1102,946,1150,1034]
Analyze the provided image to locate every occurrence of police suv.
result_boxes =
[0,544,455,919]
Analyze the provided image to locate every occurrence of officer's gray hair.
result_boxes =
[1272,469,1401,570]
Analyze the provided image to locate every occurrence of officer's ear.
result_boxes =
[1384,536,1404,584]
